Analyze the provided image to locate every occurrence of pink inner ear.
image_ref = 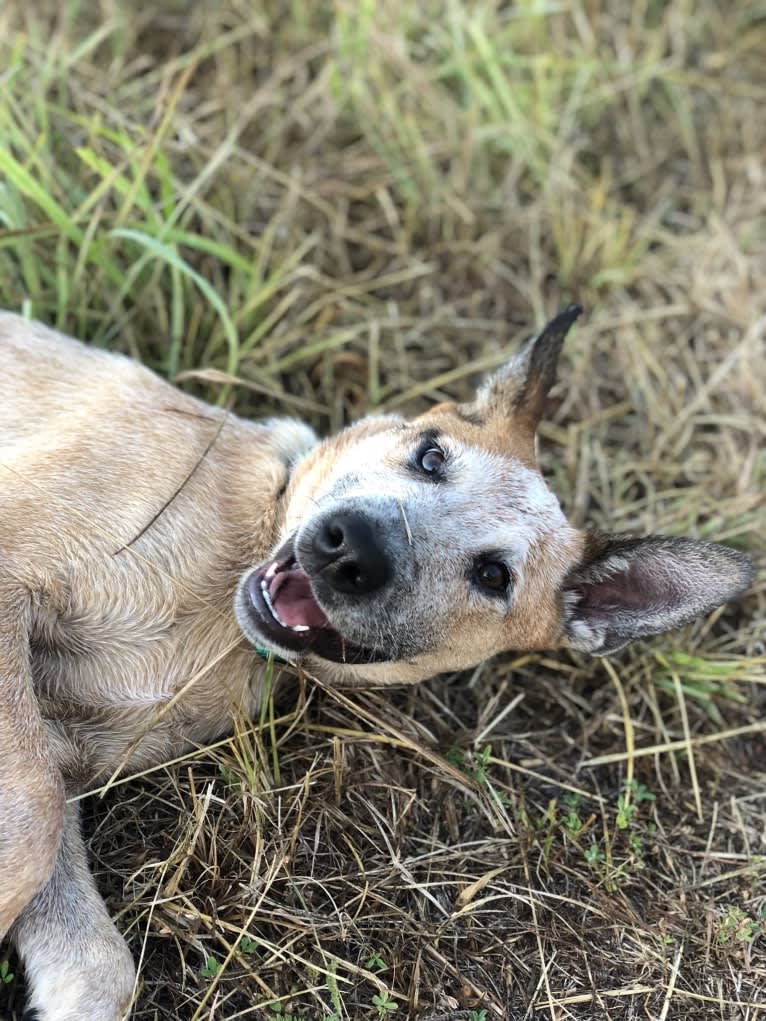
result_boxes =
[577,559,684,614]
[566,534,752,652]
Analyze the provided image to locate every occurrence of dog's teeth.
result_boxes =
[260,578,288,628]
[266,560,279,579]
[291,624,310,632]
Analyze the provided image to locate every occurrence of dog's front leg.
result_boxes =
[0,585,65,935]
[12,803,136,1021]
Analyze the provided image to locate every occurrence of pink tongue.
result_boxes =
[269,566,330,629]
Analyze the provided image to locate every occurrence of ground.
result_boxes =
[0,2,764,1019]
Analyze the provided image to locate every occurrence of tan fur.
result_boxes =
[0,310,751,1021]
[419,401,538,465]
[0,315,321,1021]
[0,584,64,933]
[0,315,306,786]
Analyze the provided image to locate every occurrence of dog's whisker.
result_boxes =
[397,498,413,546]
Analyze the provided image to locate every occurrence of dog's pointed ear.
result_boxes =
[466,304,582,438]
[562,534,754,656]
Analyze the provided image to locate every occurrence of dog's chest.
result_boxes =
[30,559,263,779]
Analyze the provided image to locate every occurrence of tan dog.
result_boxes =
[0,306,752,1020]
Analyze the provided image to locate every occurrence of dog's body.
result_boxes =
[0,308,753,1020]
[0,314,319,1019]
[1,314,313,780]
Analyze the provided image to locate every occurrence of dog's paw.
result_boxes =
[23,931,135,1021]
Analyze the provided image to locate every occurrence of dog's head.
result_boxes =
[235,306,753,684]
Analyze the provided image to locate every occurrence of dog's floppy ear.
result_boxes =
[467,304,582,438]
[562,534,754,656]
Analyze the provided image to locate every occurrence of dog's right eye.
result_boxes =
[473,558,511,596]
[419,448,445,473]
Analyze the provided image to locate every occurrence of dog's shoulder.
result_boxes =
[0,311,318,568]
[0,311,166,403]
[0,310,134,366]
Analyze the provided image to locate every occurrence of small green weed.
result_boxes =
[326,959,342,1018]
[585,780,656,884]
[0,959,14,985]
[627,780,656,805]
[562,793,584,836]
[363,950,387,972]
[585,844,605,866]
[617,780,655,830]
[199,955,221,979]
[615,792,636,829]
[238,935,258,954]
[372,989,398,1016]
[628,833,644,859]
[716,907,761,946]
[446,743,510,809]
[469,744,492,784]
[268,1002,300,1021]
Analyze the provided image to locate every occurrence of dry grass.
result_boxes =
[1,1,765,1018]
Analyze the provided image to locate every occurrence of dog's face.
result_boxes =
[238,415,583,683]
[236,307,753,683]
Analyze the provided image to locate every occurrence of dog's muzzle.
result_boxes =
[236,511,396,665]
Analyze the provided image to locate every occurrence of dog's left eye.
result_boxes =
[419,447,445,473]
[474,559,511,595]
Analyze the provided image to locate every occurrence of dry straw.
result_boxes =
[0,1,764,1018]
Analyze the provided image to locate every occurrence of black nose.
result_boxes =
[310,511,392,595]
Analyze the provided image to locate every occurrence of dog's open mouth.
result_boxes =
[259,557,330,633]
[244,544,386,665]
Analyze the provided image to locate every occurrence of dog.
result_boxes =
[0,305,753,1020]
